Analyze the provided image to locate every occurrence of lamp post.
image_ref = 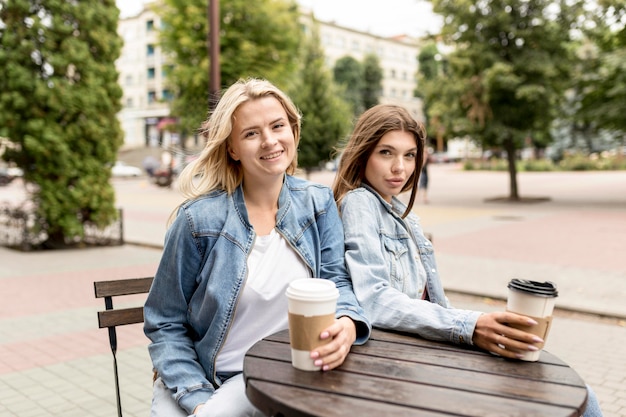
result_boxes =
[207,0,220,111]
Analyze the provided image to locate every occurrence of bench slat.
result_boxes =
[94,277,153,298]
[98,306,145,328]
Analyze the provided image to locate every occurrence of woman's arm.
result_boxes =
[317,188,372,344]
[309,188,371,369]
[143,210,214,414]
[341,190,481,345]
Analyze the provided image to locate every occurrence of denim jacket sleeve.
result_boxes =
[314,186,372,344]
[143,208,214,414]
[340,189,481,345]
[284,177,371,344]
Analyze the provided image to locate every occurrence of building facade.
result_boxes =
[117,8,173,148]
[303,13,423,122]
[116,5,423,149]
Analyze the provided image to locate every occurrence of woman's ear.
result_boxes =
[227,145,239,161]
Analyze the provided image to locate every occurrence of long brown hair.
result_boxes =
[332,104,426,218]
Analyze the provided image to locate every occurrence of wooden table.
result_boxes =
[244,329,588,417]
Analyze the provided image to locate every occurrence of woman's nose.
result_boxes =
[261,132,278,148]
[391,158,404,172]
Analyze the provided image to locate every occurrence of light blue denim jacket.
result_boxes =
[340,184,481,346]
[144,175,371,414]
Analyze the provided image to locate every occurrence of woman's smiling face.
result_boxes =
[228,96,296,182]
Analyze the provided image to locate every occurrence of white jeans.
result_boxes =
[150,374,266,417]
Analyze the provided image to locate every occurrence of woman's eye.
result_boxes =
[273,122,285,130]
[380,149,392,156]
[406,152,416,158]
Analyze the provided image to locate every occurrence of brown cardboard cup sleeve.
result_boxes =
[288,312,335,351]
[506,311,553,349]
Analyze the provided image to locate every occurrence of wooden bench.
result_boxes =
[94,277,154,417]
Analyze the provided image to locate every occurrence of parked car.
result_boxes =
[111,161,143,177]
[430,152,452,163]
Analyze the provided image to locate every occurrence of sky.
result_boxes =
[116,0,443,38]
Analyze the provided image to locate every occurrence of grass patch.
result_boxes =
[464,153,626,172]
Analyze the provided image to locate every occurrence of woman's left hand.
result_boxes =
[309,317,356,371]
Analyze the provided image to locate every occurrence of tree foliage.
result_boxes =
[333,55,365,116]
[290,24,352,173]
[576,0,626,136]
[423,0,585,199]
[0,0,123,246]
[417,42,449,146]
[157,0,303,133]
[362,53,383,109]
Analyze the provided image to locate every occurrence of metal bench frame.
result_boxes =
[94,277,153,417]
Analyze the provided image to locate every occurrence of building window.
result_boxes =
[390,69,396,79]
[125,97,133,107]
[147,44,155,56]
[124,75,133,86]
[321,33,331,46]
[147,67,156,79]
[146,20,154,31]
[162,89,173,101]
[148,91,157,103]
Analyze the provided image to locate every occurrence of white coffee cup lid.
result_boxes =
[286,278,339,301]
[508,279,558,297]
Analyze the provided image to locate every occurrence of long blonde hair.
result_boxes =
[176,78,302,203]
[332,104,426,218]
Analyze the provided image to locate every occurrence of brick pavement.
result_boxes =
[0,245,160,417]
[1,164,625,416]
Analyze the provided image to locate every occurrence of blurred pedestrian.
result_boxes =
[417,146,431,203]
[142,155,159,177]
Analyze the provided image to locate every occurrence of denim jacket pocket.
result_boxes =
[382,235,411,291]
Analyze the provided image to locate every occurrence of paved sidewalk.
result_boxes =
[0,165,625,416]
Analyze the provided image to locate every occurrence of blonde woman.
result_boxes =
[144,79,370,417]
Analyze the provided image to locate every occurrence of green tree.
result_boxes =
[416,42,449,150]
[0,0,123,247]
[157,0,303,133]
[290,24,352,174]
[333,55,365,116]
[427,0,584,200]
[362,53,383,109]
[418,42,441,81]
[576,0,626,139]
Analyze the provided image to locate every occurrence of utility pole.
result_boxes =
[207,0,220,112]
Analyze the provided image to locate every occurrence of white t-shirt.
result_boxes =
[215,228,311,372]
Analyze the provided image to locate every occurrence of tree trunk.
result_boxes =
[503,135,519,200]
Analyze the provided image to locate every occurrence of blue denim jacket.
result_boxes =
[144,175,371,414]
[340,185,481,346]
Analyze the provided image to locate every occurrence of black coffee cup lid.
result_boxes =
[508,279,558,297]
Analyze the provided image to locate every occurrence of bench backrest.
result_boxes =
[95,277,154,329]
[94,276,154,417]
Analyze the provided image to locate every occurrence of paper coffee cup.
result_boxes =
[506,279,558,361]
[286,278,339,371]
